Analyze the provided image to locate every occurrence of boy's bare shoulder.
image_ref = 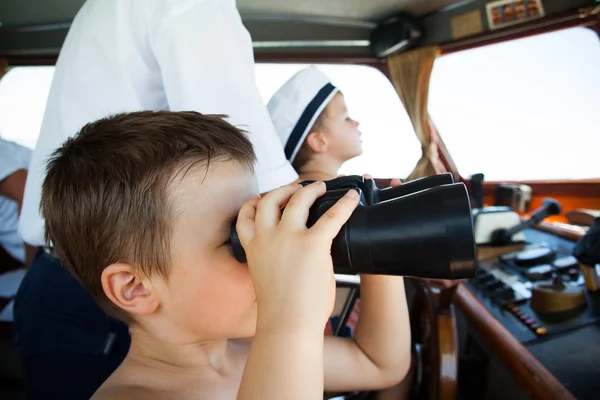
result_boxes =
[92,385,167,400]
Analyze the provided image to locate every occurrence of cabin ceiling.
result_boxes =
[0,0,460,26]
[0,0,465,59]
[196,0,459,21]
[0,0,595,60]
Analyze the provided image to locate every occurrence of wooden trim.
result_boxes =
[481,180,600,198]
[592,17,600,36]
[0,58,8,80]
[429,119,462,181]
[477,243,527,262]
[453,285,576,400]
[5,52,383,67]
[1,56,56,66]
[533,222,586,242]
[440,6,600,55]
[437,284,459,400]
[437,309,458,400]
[255,52,382,65]
[409,281,459,400]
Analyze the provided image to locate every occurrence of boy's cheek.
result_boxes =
[168,261,256,335]
[208,266,257,332]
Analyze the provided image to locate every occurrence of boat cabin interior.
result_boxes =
[1,0,599,399]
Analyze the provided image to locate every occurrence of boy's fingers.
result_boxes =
[280,181,326,228]
[390,178,402,187]
[362,174,373,180]
[310,189,360,240]
[255,184,301,230]
[236,196,260,247]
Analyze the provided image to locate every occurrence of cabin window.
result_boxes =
[0,66,55,149]
[255,64,421,179]
[1,63,420,179]
[429,27,600,181]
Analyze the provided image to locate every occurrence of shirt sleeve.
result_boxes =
[152,0,298,193]
[0,140,26,183]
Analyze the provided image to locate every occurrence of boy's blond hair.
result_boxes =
[291,108,329,170]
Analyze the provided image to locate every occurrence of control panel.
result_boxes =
[466,229,600,344]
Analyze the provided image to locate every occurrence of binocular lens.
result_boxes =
[330,183,476,279]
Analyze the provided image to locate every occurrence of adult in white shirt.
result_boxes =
[14,1,297,398]
[0,138,31,266]
[0,138,31,333]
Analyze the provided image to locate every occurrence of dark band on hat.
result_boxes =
[284,83,336,160]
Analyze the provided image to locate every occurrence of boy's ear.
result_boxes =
[305,131,328,154]
[101,263,160,317]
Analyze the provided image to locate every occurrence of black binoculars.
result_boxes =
[231,173,476,280]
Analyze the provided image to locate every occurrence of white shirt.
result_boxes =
[19,0,298,246]
[0,139,32,262]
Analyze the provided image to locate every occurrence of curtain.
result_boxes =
[387,46,447,181]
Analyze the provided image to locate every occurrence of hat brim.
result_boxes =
[285,84,339,163]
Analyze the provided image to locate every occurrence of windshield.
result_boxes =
[429,27,600,181]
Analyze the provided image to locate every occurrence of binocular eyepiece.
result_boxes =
[231,173,476,280]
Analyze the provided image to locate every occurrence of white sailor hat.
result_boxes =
[267,66,339,162]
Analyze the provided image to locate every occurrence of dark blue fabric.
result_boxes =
[13,249,130,399]
[329,316,353,338]
[284,82,336,160]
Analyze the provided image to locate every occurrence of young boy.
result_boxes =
[41,111,410,399]
[267,66,364,183]
[268,67,411,399]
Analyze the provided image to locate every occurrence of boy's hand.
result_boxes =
[236,181,360,332]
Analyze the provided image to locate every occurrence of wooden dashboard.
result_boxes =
[453,223,589,400]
